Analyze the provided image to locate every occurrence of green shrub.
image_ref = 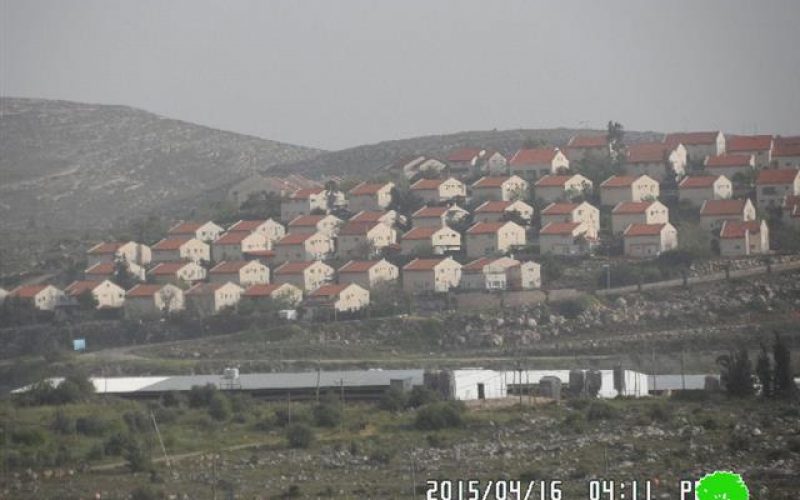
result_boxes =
[208,393,232,421]
[130,485,163,500]
[586,401,619,421]
[51,410,75,435]
[312,402,342,428]
[286,424,315,449]
[123,439,152,472]
[104,432,135,456]
[414,401,465,430]
[561,412,586,434]
[700,416,719,430]
[11,427,48,446]
[188,384,218,408]
[647,404,673,423]
[406,386,440,409]
[379,387,408,411]
[124,411,150,433]
[159,392,185,408]
[786,437,800,454]
[728,434,750,452]
[75,415,111,436]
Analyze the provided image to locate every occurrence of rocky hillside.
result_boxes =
[0,98,323,232]
[269,128,663,179]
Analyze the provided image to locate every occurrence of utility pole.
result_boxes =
[651,347,657,393]
[339,378,345,436]
[680,348,686,391]
[315,358,321,403]
[287,392,292,425]
[150,411,171,475]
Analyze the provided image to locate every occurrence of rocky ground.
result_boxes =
[9,397,800,499]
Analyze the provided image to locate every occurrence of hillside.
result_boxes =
[0,98,323,232]
[269,127,663,179]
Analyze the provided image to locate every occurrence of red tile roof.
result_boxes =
[65,280,102,296]
[308,284,349,298]
[624,223,667,237]
[534,175,573,187]
[209,261,251,274]
[127,284,166,298]
[410,178,445,190]
[700,199,748,216]
[542,202,579,215]
[152,237,193,251]
[288,215,324,227]
[351,211,390,223]
[447,148,483,162]
[339,221,380,236]
[289,187,325,200]
[274,261,316,275]
[149,262,190,275]
[413,206,448,217]
[403,258,449,271]
[349,182,390,196]
[756,169,800,185]
[186,282,228,295]
[338,260,381,273]
[679,176,720,189]
[85,262,116,275]
[215,232,252,245]
[726,135,772,153]
[228,220,268,232]
[664,131,720,147]
[568,135,607,148]
[87,242,124,255]
[10,284,50,298]
[168,221,203,235]
[275,233,314,246]
[475,200,512,213]
[720,220,763,239]
[774,136,800,147]
[612,201,654,214]
[403,226,439,240]
[472,176,513,188]
[773,144,800,158]
[243,249,275,258]
[539,222,582,235]
[509,148,559,165]
[242,284,288,297]
[462,257,495,272]
[626,143,670,163]
[600,175,639,188]
[466,222,508,235]
[705,154,753,167]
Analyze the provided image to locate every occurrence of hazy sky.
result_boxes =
[2,0,799,150]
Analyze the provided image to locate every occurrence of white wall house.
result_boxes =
[623,223,678,258]
[610,201,669,234]
[599,175,660,206]
[699,199,757,231]
[534,174,593,203]
[473,200,534,224]
[756,169,800,209]
[409,177,466,203]
[125,284,185,319]
[508,148,569,181]
[168,221,224,243]
[402,257,462,293]
[540,201,600,237]
[719,220,770,256]
[678,175,732,206]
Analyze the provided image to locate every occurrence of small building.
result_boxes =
[272,232,333,262]
[704,154,756,178]
[402,257,462,293]
[565,135,609,162]
[699,199,757,231]
[664,131,725,161]
[280,187,345,221]
[148,261,207,286]
[287,214,343,237]
[336,221,397,258]
[273,260,335,293]
[771,142,800,169]
[86,241,151,267]
[726,135,773,168]
[465,221,526,258]
[167,221,224,243]
[226,173,322,205]
[623,223,678,258]
[541,201,600,236]
[347,182,394,212]
[185,282,244,316]
[473,200,534,224]
[623,143,687,180]
[411,205,469,228]
[64,280,126,309]
[305,283,370,318]
[599,175,660,206]
[337,259,400,290]
[151,237,210,263]
[470,175,528,202]
[124,284,185,319]
[212,231,269,262]
[756,168,800,209]
[610,201,669,235]
[447,148,507,175]
[538,222,593,256]
[85,260,146,282]
[8,284,65,311]
[241,283,303,307]
[678,175,733,206]
[387,156,447,179]
[209,260,270,286]
[227,219,286,244]
[460,257,541,291]
[719,220,770,256]
[349,210,398,227]
[508,147,569,181]
[409,177,466,203]
[534,174,593,203]
[401,225,461,255]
